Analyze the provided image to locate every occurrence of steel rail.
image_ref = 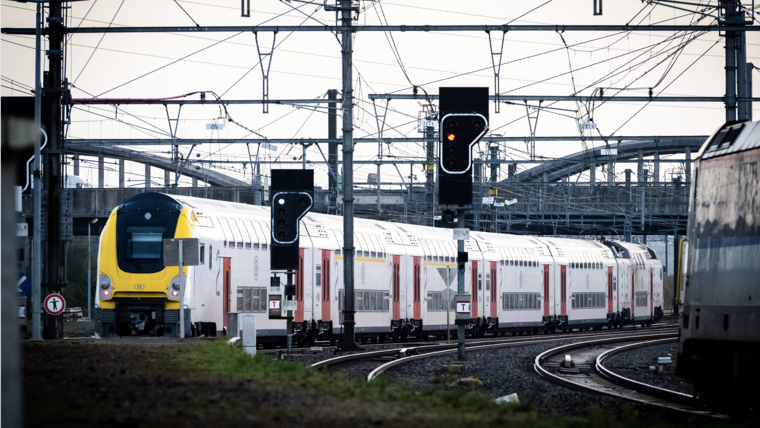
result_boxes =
[595,338,698,406]
[3,24,759,35]
[533,333,721,417]
[309,323,677,371]
[368,328,678,382]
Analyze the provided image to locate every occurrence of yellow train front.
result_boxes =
[94,193,193,337]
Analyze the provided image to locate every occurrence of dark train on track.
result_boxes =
[677,120,760,403]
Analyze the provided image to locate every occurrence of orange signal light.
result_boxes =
[447,133,456,141]
[103,290,110,296]
[172,290,178,297]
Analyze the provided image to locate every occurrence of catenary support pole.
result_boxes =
[287,270,293,353]
[179,240,185,338]
[31,1,42,342]
[328,89,338,214]
[340,0,360,350]
[457,209,466,361]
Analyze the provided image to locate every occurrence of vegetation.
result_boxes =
[178,341,731,428]
[63,237,98,317]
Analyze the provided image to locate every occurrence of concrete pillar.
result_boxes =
[164,170,170,187]
[98,156,105,188]
[73,154,79,176]
[118,159,125,188]
[192,177,198,187]
[654,153,660,185]
[685,146,692,185]
[607,159,615,185]
[145,164,151,188]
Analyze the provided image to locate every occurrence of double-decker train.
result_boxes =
[677,119,760,403]
[95,192,664,343]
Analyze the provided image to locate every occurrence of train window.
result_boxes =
[363,291,370,311]
[315,264,321,286]
[254,243,260,250]
[262,243,268,251]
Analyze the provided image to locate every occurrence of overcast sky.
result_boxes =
[2,0,758,189]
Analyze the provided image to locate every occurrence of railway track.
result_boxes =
[310,323,679,376]
[534,334,723,417]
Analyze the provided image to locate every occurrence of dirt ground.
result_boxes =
[21,337,727,428]
[21,338,486,428]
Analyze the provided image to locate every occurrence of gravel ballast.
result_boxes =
[380,336,680,418]
[603,341,695,395]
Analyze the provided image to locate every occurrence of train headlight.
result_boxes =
[171,282,180,290]
[99,274,113,300]
[144,212,152,220]
[172,290,178,297]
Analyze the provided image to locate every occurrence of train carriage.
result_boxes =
[678,120,760,402]
[96,192,665,344]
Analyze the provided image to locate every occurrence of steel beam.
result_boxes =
[4,24,759,35]
[369,94,760,102]
[70,98,339,106]
[65,135,708,146]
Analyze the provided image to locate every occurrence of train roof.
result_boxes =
[697,120,760,161]
[131,193,656,256]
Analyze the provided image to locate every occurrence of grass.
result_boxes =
[176,340,734,428]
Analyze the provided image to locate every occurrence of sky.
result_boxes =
[2,0,758,190]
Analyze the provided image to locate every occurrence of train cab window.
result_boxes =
[262,243,267,250]
[371,251,376,258]
[200,244,205,265]
[126,226,165,260]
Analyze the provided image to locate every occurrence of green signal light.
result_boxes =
[278,198,286,205]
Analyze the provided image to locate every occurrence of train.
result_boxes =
[94,192,664,343]
[677,119,760,403]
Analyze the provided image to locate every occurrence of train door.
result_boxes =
[393,255,401,320]
[560,265,567,317]
[490,262,497,318]
[413,257,421,320]
[607,266,613,315]
[222,258,231,331]
[471,261,478,318]
[543,265,550,317]
[631,267,635,318]
[321,250,331,323]
[650,268,654,315]
[295,248,305,323]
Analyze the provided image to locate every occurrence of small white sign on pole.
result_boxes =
[506,198,518,206]
[262,143,279,152]
[482,197,495,204]
[601,148,618,156]
[456,301,471,314]
[16,223,28,237]
[494,202,505,207]
[452,228,470,241]
[579,123,597,131]
[206,123,224,130]
[282,299,297,312]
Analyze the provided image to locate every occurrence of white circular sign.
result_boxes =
[44,293,66,316]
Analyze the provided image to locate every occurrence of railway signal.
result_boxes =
[270,169,313,353]
[438,87,489,207]
[270,169,314,271]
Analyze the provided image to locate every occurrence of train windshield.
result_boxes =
[128,227,164,259]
